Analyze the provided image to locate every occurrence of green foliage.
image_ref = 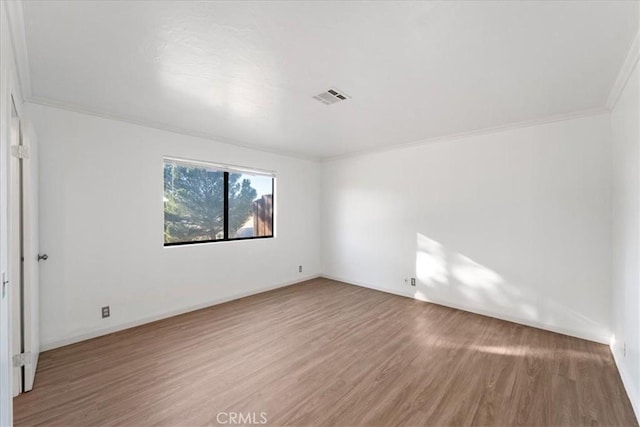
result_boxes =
[228,173,257,236]
[164,164,257,243]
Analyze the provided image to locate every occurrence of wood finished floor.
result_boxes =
[14,278,638,427]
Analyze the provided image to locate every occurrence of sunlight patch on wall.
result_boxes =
[413,233,610,343]
[451,253,502,290]
[415,232,520,317]
[416,233,448,286]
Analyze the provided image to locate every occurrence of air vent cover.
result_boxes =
[313,88,351,105]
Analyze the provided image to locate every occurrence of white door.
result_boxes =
[9,99,40,396]
[9,97,21,397]
[0,97,16,422]
[21,120,39,392]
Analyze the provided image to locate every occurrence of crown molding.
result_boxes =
[322,107,610,162]
[606,30,639,111]
[25,95,321,162]
[3,0,32,100]
[7,1,636,163]
[28,95,610,164]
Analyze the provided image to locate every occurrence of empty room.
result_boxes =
[0,1,639,426]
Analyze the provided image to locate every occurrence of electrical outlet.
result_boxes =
[410,278,416,286]
[298,265,303,273]
[101,306,110,319]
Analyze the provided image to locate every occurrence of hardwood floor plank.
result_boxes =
[13,278,638,426]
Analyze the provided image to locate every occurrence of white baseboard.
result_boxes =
[40,275,320,351]
[611,343,640,424]
[321,274,610,345]
[39,273,635,423]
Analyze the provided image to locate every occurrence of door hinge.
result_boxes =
[10,145,29,159]
[12,352,31,368]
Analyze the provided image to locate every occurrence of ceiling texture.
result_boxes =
[20,1,640,159]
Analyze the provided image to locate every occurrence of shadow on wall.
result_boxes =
[414,233,607,341]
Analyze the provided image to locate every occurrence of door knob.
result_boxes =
[37,254,48,262]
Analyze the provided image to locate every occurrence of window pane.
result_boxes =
[164,162,224,244]
[228,173,273,238]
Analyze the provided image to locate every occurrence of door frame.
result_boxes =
[20,118,39,392]
[0,77,25,426]
[1,2,29,423]
[7,95,40,396]
[9,94,23,397]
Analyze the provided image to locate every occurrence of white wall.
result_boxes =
[28,103,321,350]
[322,113,612,344]
[611,60,639,419]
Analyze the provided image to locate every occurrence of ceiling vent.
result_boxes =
[313,88,351,105]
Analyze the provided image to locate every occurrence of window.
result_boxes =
[163,158,274,246]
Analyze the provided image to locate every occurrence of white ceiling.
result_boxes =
[21,1,639,159]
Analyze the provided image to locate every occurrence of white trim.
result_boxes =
[26,94,610,165]
[25,96,319,162]
[4,0,31,100]
[606,31,640,111]
[322,108,610,162]
[321,274,611,345]
[611,343,640,424]
[8,4,633,162]
[40,275,320,352]
[27,98,610,165]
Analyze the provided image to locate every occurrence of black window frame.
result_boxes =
[163,159,275,247]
